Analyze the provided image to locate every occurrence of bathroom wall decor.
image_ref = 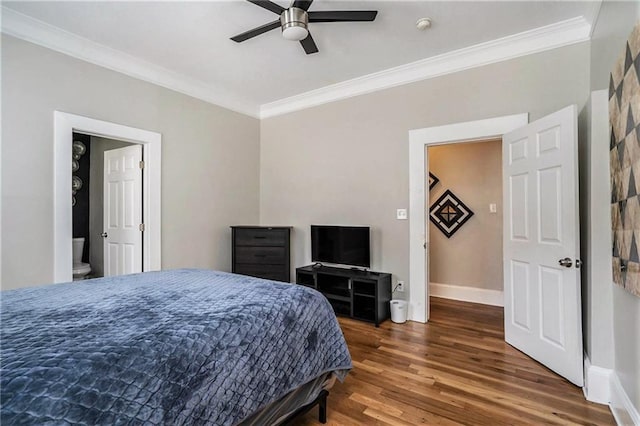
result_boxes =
[428,172,440,190]
[610,22,640,297]
[72,140,87,206]
[429,189,474,238]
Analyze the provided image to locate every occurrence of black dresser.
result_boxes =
[231,226,292,282]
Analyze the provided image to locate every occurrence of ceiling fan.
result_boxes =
[230,0,378,55]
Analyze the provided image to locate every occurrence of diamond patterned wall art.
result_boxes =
[428,172,440,190]
[430,189,474,238]
[610,22,640,297]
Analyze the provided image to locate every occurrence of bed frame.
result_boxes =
[281,389,328,425]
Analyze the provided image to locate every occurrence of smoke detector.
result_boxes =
[416,17,432,30]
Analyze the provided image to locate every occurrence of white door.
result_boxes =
[503,105,583,386]
[103,145,143,276]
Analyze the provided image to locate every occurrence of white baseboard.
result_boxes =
[429,282,504,307]
[610,372,640,425]
[583,355,612,405]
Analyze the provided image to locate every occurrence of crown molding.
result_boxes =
[1,7,259,118]
[259,17,591,119]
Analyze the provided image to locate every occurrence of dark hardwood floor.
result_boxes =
[297,297,614,425]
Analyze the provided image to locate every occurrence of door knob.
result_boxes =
[101,232,108,238]
[558,257,573,268]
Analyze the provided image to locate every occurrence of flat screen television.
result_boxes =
[311,225,370,268]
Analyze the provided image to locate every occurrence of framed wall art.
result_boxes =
[610,22,640,297]
[429,189,474,238]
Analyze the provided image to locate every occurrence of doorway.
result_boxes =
[409,107,584,387]
[427,139,504,307]
[408,113,528,323]
[54,112,162,284]
[71,132,139,279]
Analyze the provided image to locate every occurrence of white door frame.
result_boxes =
[408,113,528,323]
[53,111,161,283]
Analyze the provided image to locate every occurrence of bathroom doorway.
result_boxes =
[55,111,162,284]
[71,133,141,280]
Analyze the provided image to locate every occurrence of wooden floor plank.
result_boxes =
[296,297,614,425]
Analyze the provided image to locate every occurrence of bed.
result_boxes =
[0,269,352,425]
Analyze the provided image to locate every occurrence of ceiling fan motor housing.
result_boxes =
[281,7,309,40]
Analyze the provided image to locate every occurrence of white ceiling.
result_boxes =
[2,1,598,116]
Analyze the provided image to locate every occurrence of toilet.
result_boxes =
[72,237,91,280]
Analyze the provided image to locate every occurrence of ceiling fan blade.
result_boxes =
[231,20,281,42]
[291,0,313,11]
[300,33,319,54]
[308,10,378,22]
[247,0,285,15]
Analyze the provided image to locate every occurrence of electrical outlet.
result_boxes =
[396,281,405,292]
[396,209,408,220]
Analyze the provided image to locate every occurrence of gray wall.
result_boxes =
[88,137,134,278]
[578,91,615,370]
[612,283,640,412]
[590,1,640,90]
[428,140,503,291]
[1,35,261,290]
[260,43,590,299]
[588,2,640,413]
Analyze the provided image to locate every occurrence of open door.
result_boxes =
[103,145,143,276]
[502,105,583,386]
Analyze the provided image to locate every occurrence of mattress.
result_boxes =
[1,269,352,425]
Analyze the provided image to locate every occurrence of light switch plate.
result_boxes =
[397,209,408,220]
[489,203,497,213]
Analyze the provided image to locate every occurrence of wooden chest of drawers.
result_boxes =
[231,226,292,282]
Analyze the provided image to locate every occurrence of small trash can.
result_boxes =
[390,300,408,323]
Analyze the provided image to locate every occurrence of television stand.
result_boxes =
[295,265,392,327]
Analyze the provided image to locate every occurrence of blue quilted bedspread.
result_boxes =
[0,269,352,425]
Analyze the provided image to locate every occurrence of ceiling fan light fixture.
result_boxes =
[281,7,309,41]
[282,24,309,41]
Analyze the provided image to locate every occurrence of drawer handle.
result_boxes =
[253,236,267,239]
[254,254,267,258]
